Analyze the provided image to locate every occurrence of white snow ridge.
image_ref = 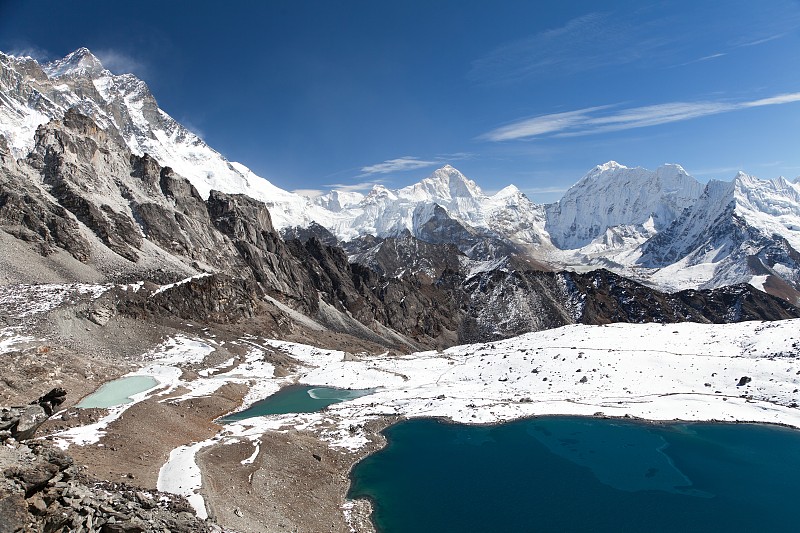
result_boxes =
[2,47,800,297]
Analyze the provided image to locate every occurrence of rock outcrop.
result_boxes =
[0,388,66,441]
[0,390,222,533]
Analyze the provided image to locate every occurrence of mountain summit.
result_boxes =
[1,47,799,301]
[42,47,106,78]
[399,164,484,202]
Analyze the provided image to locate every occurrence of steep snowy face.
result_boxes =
[638,173,800,294]
[0,48,324,230]
[638,179,737,268]
[395,165,485,227]
[732,173,800,251]
[482,185,551,247]
[545,161,704,250]
[642,173,800,266]
[0,53,63,156]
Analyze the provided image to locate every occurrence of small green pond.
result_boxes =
[76,375,159,409]
[221,384,374,422]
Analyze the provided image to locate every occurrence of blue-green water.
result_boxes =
[76,375,158,408]
[348,417,800,532]
[221,384,373,422]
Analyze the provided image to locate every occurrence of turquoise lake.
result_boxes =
[221,384,373,422]
[348,417,800,532]
[76,375,158,408]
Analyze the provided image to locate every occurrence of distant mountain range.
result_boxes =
[1,47,799,348]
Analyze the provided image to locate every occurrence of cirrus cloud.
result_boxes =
[481,91,800,142]
[358,153,475,177]
[359,156,439,176]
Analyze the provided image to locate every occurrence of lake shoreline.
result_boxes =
[44,319,800,532]
[343,410,800,532]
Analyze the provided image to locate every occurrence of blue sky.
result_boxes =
[2,0,800,202]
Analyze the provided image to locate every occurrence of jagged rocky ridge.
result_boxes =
[3,48,800,303]
[1,110,798,351]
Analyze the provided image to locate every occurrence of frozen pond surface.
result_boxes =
[76,376,159,408]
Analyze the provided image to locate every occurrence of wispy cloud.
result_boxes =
[359,156,439,176]
[435,152,476,162]
[469,13,654,84]
[687,165,744,178]
[523,186,570,194]
[481,91,800,141]
[470,4,800,85]
[179,118,205,140]
[737,33,788,47]
[358,153,474,177]
[673,52,727,67]
[8,45,50,61]
[94,49,146,76]
[480,106,611,142]
[323,180,386,194]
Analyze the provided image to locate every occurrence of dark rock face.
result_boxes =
[0,170,92,261]
[674,284,800,322]
[117,273,261,324]
[207,190,318,312]
[50,180,143,261]
[0,388,66,441]
[349,232,464,280]
[414,204,517,259]
[451,268,573,342]
[281,222,339,247]
[281,237,460,345]
[563,269,800,325]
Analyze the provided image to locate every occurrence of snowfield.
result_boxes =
[286,320,800,430]
[9,281,798,516]
[51,319,800,516]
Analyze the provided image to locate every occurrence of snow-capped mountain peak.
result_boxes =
[311,190,365,212]
[0,47,339,230]
[397,164,484,203]
[545,162,704,250]
[491,184,523,200]
[595,160,627,172]
[3,47,799,301]
[43,47,107,78]
[731,172,800,245]
[365,184,398,201]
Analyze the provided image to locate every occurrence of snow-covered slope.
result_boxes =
[99,320,800,461]
[545,161,704,250]
[0,48,332,230]
[300,165,550,258]
[638,173,800,294]
[2,48,798,298]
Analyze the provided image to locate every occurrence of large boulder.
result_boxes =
[0,388,66,441]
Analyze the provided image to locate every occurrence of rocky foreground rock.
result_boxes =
[0,390,224,533]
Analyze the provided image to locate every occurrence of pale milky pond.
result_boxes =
[76,376,159,408]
